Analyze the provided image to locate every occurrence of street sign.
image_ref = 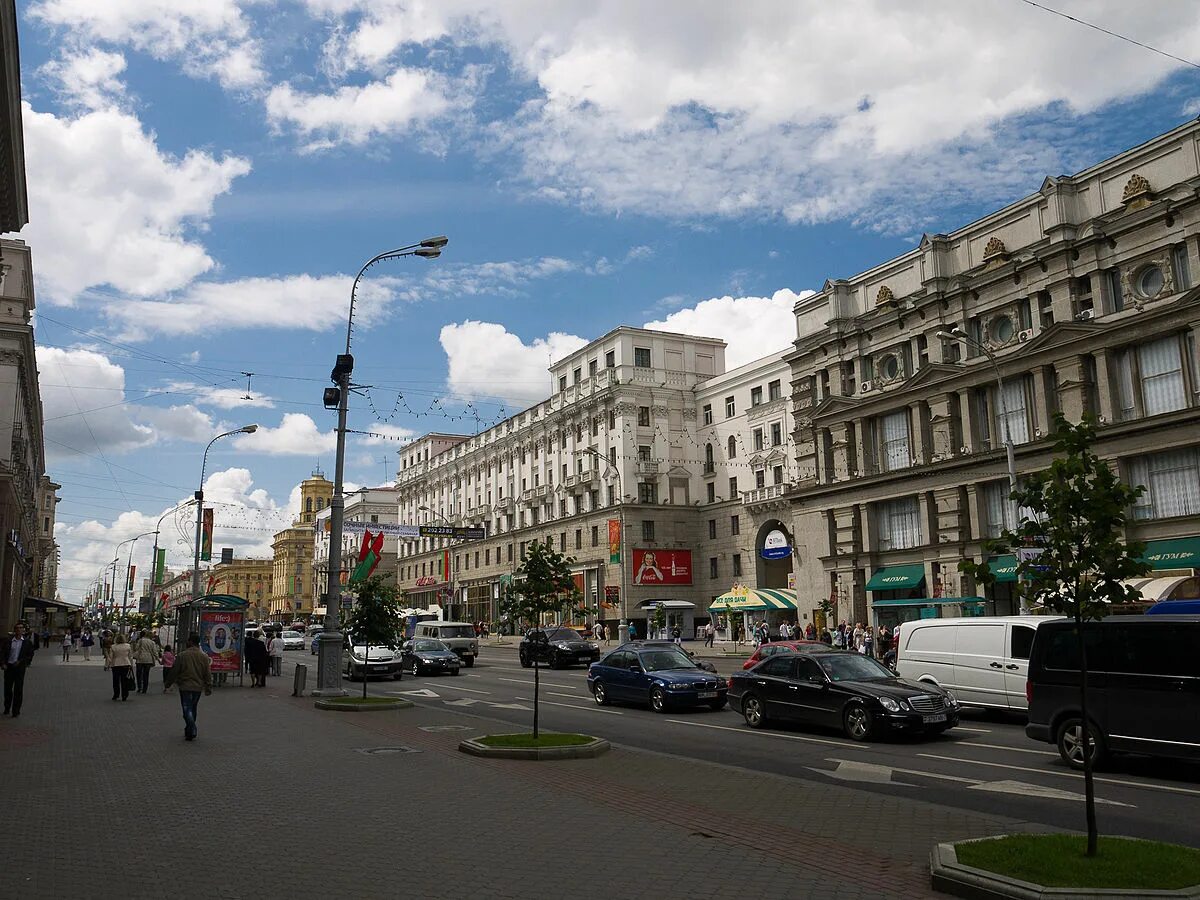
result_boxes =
[1015,548,1045,563]
[418,525,487,540]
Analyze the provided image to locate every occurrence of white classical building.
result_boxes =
[312,487,399,608]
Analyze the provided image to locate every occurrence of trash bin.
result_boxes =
[293,663,307,697]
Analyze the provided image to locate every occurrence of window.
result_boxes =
[755,469,765,488]
[641,520,656,541]
[702,404,713,425]
[573,367,582,384]
[1135,264,1165,299]
[728,476,737,498]
[638,445,651,461]
[768,379,782,402]
[608,410,616,429]
[770,422,782,446]
[1107,268,1124,312]
[1116,336,1189,419]
[725,396,735,418]
[750,386,763,407]
[732,553,742,577]
[558,375,567,392]
[1010,625,1035,661]
[1129,447,1200,520]
[727,436,737,459]
[508,544,514,562]
[994,378,1030,444]
[1174,244,1192,290]
[485,548,491,566]
[757,656,793,677]
[591,525,599,547]
[730,514,740,535]
[772,465,784,485]
[638,482,659,504]
[753,428,764,451]
[607,484,616,505]
[588,359,597,377]
[876,497,921,550]
[706,482,715,503]
[560,531,567,550]
[704,443,714,474]
[709,557,719,578]
[634,347,652,368]
[879,410,911,471]
[638,406,651,427]
[605,350,615,368]
[983,480,1034,538]
[708,519,717,539]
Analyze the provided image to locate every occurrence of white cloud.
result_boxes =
[39,48,128,111]
[645,289,813,368]
[136,404,220,443]
[203,467,276,509]
[20,103,250,303]
[232,413,337,456]
[439,320,587,407]
[165,383,276,409]
[357,423,416,447]
[29,0,265,89]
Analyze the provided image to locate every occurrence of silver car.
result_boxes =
[281,630,304,651]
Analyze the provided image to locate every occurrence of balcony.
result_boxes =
[636,459,660,476]
[741,483,793,508]
[702,462,716,477]
[534,484,549,498]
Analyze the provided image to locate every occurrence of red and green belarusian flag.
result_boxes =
[350,530,384,584]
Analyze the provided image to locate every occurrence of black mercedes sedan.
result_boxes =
[401,638,462,677]
[728,651,959,741]
[519,626,600,669]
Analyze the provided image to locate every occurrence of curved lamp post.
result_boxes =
[315,236,448,697]
[190,426,259,607]
[120,530,157,621]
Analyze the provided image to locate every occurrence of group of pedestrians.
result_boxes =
[831,622,896,660]
[57,629,96,661]
[244,630,283,686]
[589,621,611,644]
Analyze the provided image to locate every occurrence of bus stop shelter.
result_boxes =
[173,594,247,686]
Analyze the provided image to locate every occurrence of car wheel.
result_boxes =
[411,661,420,677]
[465,656,475,668]
[742,694,767,728]
[549,653,561,670]
[392,671,403,681]
[844,703,874,741]
[593,681,609,706]
[519,652,531,669]
[451,668,460,676]
[1057,718,1107,770]
[649,686,668,713]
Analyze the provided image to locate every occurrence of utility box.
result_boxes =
[293,663,307,697]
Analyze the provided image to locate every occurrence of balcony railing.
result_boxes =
[742,483,792,505]
[636,459,660,475]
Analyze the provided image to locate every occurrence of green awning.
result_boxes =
[871,597,985,607]
[1139,537,1200,570]
[866,564,926,591]
[710,588,798,612]
[988,555,1018,583]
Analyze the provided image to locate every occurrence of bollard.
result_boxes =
[293,663,307,697]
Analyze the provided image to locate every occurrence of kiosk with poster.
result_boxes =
[172,594,247,687]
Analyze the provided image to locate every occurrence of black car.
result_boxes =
[519,626,600,669]
[401,638,462,677]
[728,651,959,741]
[588,645,727,712]
[627,640,719,674]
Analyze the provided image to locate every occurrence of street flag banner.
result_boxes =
[206,573,217,594]
[350,529,385,584]
[127,565,136,591]
[201,508,213,561]
[608,519,621,563]
[105,582,111,601]
[443,549,450,579]
[154,548,166,585]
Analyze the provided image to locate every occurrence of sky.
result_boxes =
[8,0,1200,602]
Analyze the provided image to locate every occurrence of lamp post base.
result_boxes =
[311,631,348,698]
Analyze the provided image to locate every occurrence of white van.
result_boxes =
[896,616,1063,711]
[413,621,479,666]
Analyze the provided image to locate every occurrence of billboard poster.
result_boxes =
[632,548,692,585]
[201,508,213,561]
[608,519,621,563]
[199,611,243,673]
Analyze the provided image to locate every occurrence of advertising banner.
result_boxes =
[608,519,621,563]
[127,565,136,591]
[153,548,166,585]
[199,611,243,673]
[201,508,213,561]
[632,548,692,585]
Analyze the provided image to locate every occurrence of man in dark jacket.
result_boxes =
[172,633,212,741]
[2,622,36,717]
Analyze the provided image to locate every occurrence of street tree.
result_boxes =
[961,415,1149,856]
[343,575,405,699]
[650,603,667,638]
[499,540,587,738]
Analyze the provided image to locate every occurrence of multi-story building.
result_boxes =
[785,118,1200,630]
[269,470,331,620]
[0,0,28,236]
[159,569,193,611]
[34,474,60,603]
[208,558,273,621]
[312,486,398,608]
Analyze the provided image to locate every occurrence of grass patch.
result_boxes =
[477,733,594,749]
[956,834,1200,889]
[327,696,399,705]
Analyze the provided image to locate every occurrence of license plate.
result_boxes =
[698,691,718,699]
[922,713,947,724]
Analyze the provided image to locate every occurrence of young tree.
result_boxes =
[650,603,667,638]
[961,415,1149,857]
[499,540,588,738]
[343,575,405,699]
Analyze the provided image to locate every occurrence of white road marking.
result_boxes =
[954,741,1057,757]
[497,676,580,689]
[445,698,481,707]
[953,727,992,733]
[489,702,532,710]
[968,779,1130,806]
[810,760,914,785]
[515,697,623,716]
[546,690,584,699]
[428,684,491,694]
[916,753,1200,797]
[391,689,439,698]
[666,719,862,749]
[831,759,980,785]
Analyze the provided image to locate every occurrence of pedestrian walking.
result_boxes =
[60,632,71,662]
[132,631,161,694]
[109,633,134,701]
[81,629,94,661]
[40,628,49,651]
[245,631,268,687]
[805,622,816,641]
[853,622,865,653]
[2,622,36,717]
[101,629,114,670]
[671,625,682,645]
[627,622,637,641]
[779,620,790,641]
[602,623,610,645]
[268,632,284,677]
[863,628,875,658]
[172,633,212,741]
[161,645,176,693]
[704,621,715,648]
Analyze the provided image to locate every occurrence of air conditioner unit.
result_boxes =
[1017,328,1034,343]
[1076,309,1095,321]
[860,381,873,393]
[959,446,970,455]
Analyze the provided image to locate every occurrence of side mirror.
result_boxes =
[628,662,642,673]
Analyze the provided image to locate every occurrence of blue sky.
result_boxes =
[9,0,1200,599]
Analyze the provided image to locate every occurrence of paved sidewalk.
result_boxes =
[0,657,1040,899]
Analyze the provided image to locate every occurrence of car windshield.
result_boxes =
[439,626,475,638]
[639,649,696,672]
[817,654,894,682]
[282,631,301,639]
[414,640,447,653]
[543,628,580,642]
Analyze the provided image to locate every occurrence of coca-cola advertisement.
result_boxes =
[632,549,693,585]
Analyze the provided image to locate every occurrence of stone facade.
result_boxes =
[312,486,398,609]
[269,471,330,619]
[208,558,273,621]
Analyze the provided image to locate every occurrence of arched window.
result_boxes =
[305,498,312,513]
[705,443,714,466]
[727,436,737,459]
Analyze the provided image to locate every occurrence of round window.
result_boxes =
[1136,265,1164,298]
[990,314,1014,344]
[880,354,899,380]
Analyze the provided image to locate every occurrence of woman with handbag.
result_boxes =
[109,633,134,701]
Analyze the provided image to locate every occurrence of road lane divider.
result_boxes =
[422,684,492,694]
[916,753,1200,797]
[514,696,623,716]
[950,741,1057,757]
[666,718,862,749]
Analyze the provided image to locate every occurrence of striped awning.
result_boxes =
[710,588,798,612]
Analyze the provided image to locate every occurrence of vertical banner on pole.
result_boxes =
[154,548,166,584]
[127,565,136,591]
[608,519,621,563]
[201,508,213,561]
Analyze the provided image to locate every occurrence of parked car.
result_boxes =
[1026,616,1200,769]
[896,616,1064,711]
[288,621,308,633]
[728,650,960,741]
[630,640,718,673]
[413,621,479,667]
[401,638,462,676]
[342,639,404,680]
[520,626,600,669]
[588,645,727,712]
[280,630,304,651]
[741,640,834,670]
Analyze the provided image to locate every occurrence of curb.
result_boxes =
[931,838,1200,899]
[458,736,610,761]
[314,698,414,712]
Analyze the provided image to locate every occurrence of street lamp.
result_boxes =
[121,530,157,620]
[191,426,259,609]
[316,236,448,698]
[147,500,192,615]
[937,327,1026,613]
[580,447,629,643]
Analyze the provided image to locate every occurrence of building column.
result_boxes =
[917,492,935,548]
[1091,349,1118,425]
[908,402,927,466]
[927,393,955,462]
[829,423,851,481]
[958,391,978,454]
[1055,356,1088,424]
[1029,366,1052,437]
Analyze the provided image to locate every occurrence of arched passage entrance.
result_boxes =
[754,519,794,590]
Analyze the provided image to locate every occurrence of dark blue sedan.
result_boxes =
[587,645,727,713]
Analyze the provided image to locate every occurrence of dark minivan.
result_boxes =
[1026,616,1200,768]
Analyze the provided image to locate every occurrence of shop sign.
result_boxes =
[761,529,792,560]
[415,575,438,586]
[632,549,692,585]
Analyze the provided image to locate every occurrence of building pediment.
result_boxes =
[1020,320,1101,354]
[811,394,862,419]
[898,362,961,393]
[666,465,691,479]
